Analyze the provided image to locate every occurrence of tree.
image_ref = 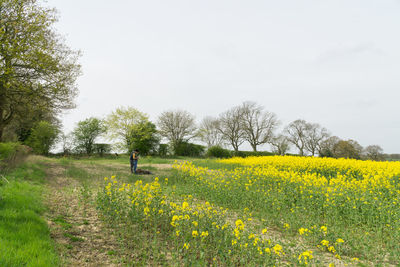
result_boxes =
[240,101,279,152]
[198,116,225,148]
[284,119,310,156]
[72,117,105,155]
[60,132,73,155]
[216,106,245,152]
[128,121,159,155]
[318,136,341,157]
[25,121,59,155]
[304,123,330,156]
[332,139,363,159]
[0,0,81,141]
[364,145,384,161]
[157,110,197,154]
[106,106,159,153]
[270,134,290,155]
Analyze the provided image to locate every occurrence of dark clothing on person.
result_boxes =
[130,151,139,174]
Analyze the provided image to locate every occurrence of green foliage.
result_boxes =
[0,142,30,172]
[93,143,111,156]
[25,121,59,155]
[0,142,19,160]
[72,117,106,155]
[157,144,169,157]
[233,150,276,158]
[128,121,159,155]
[206,146,231,158]
[0,165,59,266]
[105,106,151,152]
[0,0,81,141]
[174,142,205,157]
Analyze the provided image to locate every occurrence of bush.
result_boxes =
[233,150,276,158]
[158,144,170,157]
[93,143,111,156]
[0,143,31,172]
[174,142,205,157]
[206,146,232,158]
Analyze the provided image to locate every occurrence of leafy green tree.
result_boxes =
[128,121,159,155]
[105,106,159,154]
[26,121,59,155]
[72,117,105,155]
[0,0,81,141]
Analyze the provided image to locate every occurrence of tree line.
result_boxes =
[34,102,382,161]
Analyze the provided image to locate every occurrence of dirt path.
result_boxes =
[41,159,124,266]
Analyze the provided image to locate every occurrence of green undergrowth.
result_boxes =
[0,162,59,266]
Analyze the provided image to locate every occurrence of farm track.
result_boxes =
[36,157,125,266]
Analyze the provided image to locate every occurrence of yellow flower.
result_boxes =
[192,230,199,238]
[273,244,283,256]
[192,221,198,227]
[200,231,208,238]
[262,228,268,234]
[183,243,190,250]
[321,240,329,246]
[175,230,180,237]
[336,238,344,243]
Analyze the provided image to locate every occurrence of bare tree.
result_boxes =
[240,101,279,152]
[216,106,245,152]
[364,145,384,161]
[270,134,290,155]
[284,119,309,156]
[198,116,225,148]
[157,110,197,152]
[305,123,330,156]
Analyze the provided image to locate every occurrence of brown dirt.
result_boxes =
[39,158,125,266]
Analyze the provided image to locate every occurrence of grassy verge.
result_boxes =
[0,162,59,267]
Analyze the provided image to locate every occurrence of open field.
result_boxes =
[1,155,399,266]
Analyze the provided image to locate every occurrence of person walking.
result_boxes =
[130,149,139,174]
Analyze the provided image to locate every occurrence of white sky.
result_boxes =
[50,0,400,153]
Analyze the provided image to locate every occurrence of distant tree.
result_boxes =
[72,117,105,155]
[304,123,330,156]
[216,106,245,152]
[128,121,160,155]
[285,119,310,156]
[332,139,363,159]
[270,134,290,155]
[93,143,112,157]
[157,110,197,154]
[26,121,59,155]
[240,101,279,152]
[105,106,158,153]
[60,132,73,155]
[0,0,81,141]
[318,136,341,157]
[198,116,225,148]
[364,145,384,161]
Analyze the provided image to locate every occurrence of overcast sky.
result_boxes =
[50,0,400,153]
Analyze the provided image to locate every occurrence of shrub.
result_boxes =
[174,142,205,157]
[0,143,31,172]
[206,146,232,158]
[233,150,276,158]
[158,144,169,157]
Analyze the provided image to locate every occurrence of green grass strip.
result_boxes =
[0,165,59,267]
